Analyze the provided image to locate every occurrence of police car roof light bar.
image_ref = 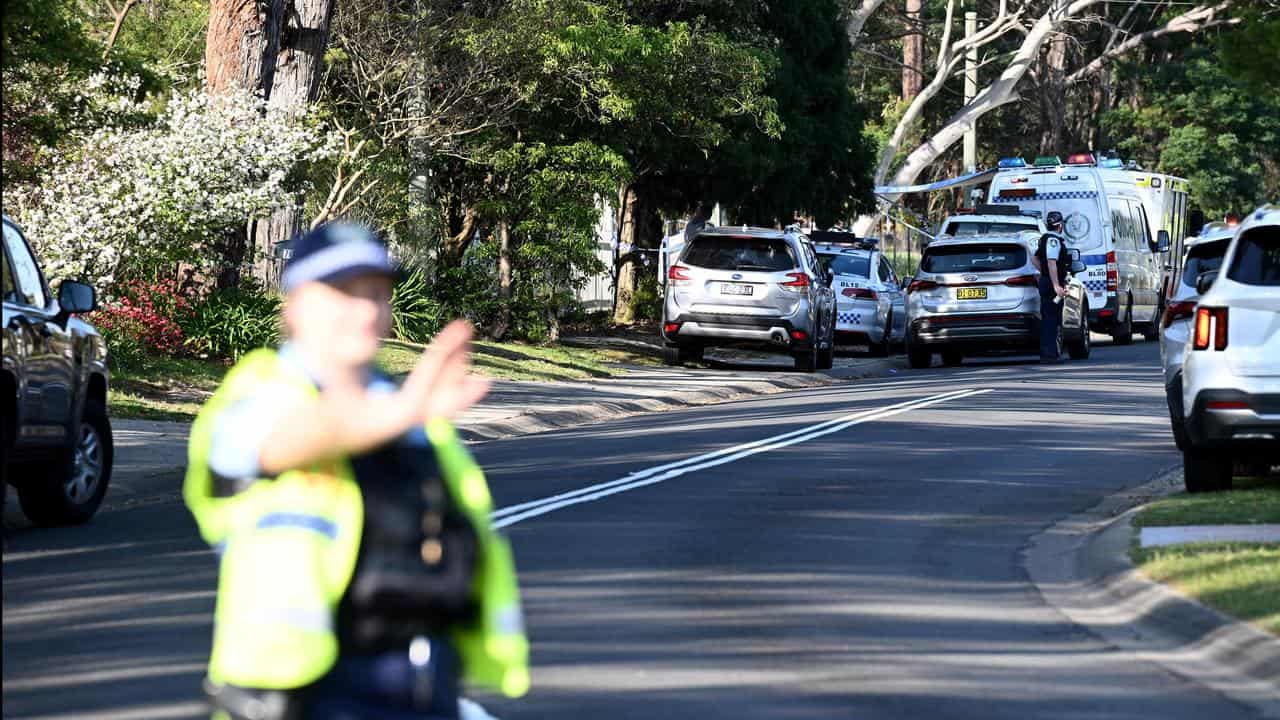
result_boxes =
[998,157,1027,169]
[1066,152,1096,165]
[1032,156,1061,167]
[1098,158,1124,169]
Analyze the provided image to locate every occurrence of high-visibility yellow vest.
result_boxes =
[184,349,529,697]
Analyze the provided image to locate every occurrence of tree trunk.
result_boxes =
[1041,32,1069,153]
[492,219,512,340]
[249,0,336,287]
[205,0,285,97]
[903,0,924,100]
[612,185,640,325]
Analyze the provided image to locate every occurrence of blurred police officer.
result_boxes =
[184,222,528,720]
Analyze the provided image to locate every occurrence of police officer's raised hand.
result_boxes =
[401,319,492,424]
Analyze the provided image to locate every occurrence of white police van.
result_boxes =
[987,153,1188,344]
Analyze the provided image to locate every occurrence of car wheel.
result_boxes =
[794,346,817,373]
[1166,384,1189,451]
[1111,297,1134,345]
[1142,299,1162,342]
[941,349,963,367]
[1183,446,1232,493]
[17,401,114,526]
[868,321,891,358]
[663,344,683,366]
[1067,306,1091,360]
[817,320,835,370]
[906,335,932,369]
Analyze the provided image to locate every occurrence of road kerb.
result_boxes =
[1023,469,1280,718]
[455,359,896,442]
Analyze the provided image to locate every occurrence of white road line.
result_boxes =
[491,388,992,530]
[489,386,978,520]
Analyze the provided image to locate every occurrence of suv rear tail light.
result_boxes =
[842,287,877,299]
[790,329,808,341]
[908,279,938,294]
[663,322,681,334]
[1004,274,1038,287]
[1192,306,1228,351]
[780,272,811,292]
[1105,251,1118,291]
[1162,300,1196,329]
[668,264,691,285]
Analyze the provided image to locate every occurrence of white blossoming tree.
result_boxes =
[4,80,337,290]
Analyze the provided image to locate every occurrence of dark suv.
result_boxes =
[3,215,113,526]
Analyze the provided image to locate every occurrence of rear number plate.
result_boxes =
[956,287,987,300]
[721,283,754,296]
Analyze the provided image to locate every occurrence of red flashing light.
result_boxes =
[790,329,808,341]
[1066,152,1096,165]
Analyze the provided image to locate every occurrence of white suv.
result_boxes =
[1159,222,1236,450]
[1179,204,1280,491]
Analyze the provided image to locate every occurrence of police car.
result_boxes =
[936,204,1046,239]
[809,232,905,356]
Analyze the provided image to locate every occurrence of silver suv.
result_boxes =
[904,235,1089,368]
[1159,222,1236,450]
[1178,204,1280,492]
[662,226,837,372]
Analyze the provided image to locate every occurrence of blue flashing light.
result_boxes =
[1099,158,1124,169]
[998,157,1027,169]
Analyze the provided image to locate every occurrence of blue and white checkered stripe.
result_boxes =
[837,311,864,326]
[1081,279,1107,293]
[993,190,1098,202]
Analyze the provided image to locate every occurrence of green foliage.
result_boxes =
[1103,45,1280,217]
[1215,11,1280,94]
[390,266,446,344]
[181,285,283,361]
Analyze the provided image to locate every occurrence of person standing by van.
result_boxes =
[1034,211,1070,364]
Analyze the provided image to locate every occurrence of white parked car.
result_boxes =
[1178,204,1280,492]
[811,235,905,356]
[1159,222,1236,449]
[936,203,1045,239]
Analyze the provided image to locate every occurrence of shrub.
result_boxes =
[391,266,446,344]
[93,276,192,366]
[181,283,282,360]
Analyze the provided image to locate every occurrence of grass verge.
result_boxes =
[1131,475,1280,635]
[107,339,660,421]
[1132,542,1280,634]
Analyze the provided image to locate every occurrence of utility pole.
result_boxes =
[963,9,979,205]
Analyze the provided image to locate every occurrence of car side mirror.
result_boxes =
[1196,270,1219,295]
[1067,248,1081,262]
[1155,229,1170,253]
[57,280,96,315]
[1070,260,1087,274]
[900,275,914,290]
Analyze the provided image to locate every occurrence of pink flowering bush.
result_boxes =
[93,276,195,364]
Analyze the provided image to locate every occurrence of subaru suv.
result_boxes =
[3,215,113,526]
[1159,222,1235,450]
[1179,204,1280,492]
[662,226,836,372]
[904,235,1089,368]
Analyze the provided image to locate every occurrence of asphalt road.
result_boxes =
[3,339,1265,719]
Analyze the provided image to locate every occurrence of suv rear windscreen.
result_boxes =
[682,236,796,272]
[921,244,1027,273]
[1226,228,1280,286]
[818,253,870,278]
[1180,239,1229,289]
[943,221,1037,236]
